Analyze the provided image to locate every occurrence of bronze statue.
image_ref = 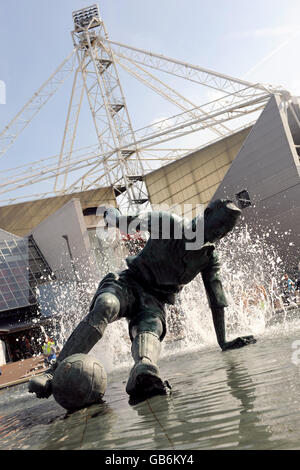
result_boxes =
[28,199,256,403]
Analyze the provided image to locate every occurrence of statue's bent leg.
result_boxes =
[55,292,120,362]
[28,292,120,399]
[126,315,171,400]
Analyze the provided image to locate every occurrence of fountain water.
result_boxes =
[1,226,300,451]
[35,225,299,375]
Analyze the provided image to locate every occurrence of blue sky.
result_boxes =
[0,0,300,201]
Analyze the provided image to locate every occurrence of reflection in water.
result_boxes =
[222,355,280,449]
[0,391,65,450]
[132,395,175,450]
[39,402,118,450]
[1,332,300,450]
[1,221,300,450]
[127,334,300,450]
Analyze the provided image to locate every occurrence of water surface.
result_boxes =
[1,325,300,450]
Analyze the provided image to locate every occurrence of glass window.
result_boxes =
[0,235,54,312]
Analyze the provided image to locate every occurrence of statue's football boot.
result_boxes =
[126,331,171,402]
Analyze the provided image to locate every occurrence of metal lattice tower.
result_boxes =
[59,5,148,209]
[0,3,292,209]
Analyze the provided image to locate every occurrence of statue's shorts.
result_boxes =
[89,270,167,340]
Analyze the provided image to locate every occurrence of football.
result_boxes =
[52,353,107,411]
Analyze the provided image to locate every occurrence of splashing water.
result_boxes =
[173,225,300,357]
[37,226,299,374]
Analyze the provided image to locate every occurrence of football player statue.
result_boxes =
[28,199,256,402]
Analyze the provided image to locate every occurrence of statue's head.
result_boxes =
[204,199,241,243]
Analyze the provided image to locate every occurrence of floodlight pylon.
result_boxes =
[0,3,291,209]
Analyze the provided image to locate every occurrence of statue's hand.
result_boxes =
[221,335,257,351]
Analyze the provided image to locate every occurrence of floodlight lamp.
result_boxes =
[72,4,100,31]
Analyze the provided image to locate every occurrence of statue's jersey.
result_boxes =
[105,208,228,308]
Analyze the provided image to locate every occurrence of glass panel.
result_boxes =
[0,236,53,312]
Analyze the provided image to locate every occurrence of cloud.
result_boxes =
[228,26,295,39]
[243,29,300,79]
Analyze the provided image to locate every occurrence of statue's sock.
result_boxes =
[126,332,171,398]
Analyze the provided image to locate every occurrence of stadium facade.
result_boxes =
[144,94,300,266]
[0,93,299,364]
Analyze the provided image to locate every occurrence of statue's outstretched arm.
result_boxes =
[202,252,256,351]
[201,251,228,312]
